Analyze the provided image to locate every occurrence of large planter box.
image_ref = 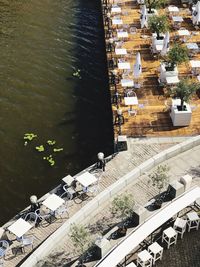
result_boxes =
[170,104,192,126]
[160,63,178,83]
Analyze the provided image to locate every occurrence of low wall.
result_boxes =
[20,135,200,267]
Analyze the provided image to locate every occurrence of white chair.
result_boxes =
[148,242,163,264]
[0,240,9,260]
[128,108,137,116]
[173,217,187,238]
[162,227,178,249]
[61,185,76,201]
[24,212,38,227]
[54,203,69,220]
[17,236,34,253]
[186,211,200,232]
[137,249,153,267]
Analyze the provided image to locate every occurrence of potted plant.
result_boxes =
[169,79,198,126]
[159,44,189,82]
[148,15,169,40]
[145,0,168,14]
[165,44,189,71]
[148,164,170,209]
[69,223,92,267]
[111,194,135,235]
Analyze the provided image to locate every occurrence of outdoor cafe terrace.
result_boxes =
[104,0,200,137]
[1,137,200,267]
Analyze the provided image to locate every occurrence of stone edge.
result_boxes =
[20,135,200,267]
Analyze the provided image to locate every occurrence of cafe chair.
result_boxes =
[17,235,34,253]
[24,212,38,227]
[0,240,9,260]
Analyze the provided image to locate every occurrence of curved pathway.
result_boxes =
[35,137,200,267]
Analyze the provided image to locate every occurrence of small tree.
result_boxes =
[170,79,198,111]
[69,224,91,266]
[166,44,189,71]
[111,194,135,225]
[145,0,168,13]
[149,164,170,197]
[148,15,169,39]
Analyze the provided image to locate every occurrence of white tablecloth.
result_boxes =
[178,29,190,36]
[190,60,200,68]
[8,218,32,238]
[42,193,65,212]
[121,79,134,87]
[112,19,123,25]
[118,62,131,69]
[115,48,127,55]
[76,171,97,188]
[124,96,138,106]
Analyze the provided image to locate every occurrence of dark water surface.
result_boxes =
[0,0,113,224]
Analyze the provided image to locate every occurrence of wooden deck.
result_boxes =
[104,0,200,137]
[3,141,172,267]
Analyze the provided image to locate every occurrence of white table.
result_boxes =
[178,29,190,36]
[118,62,131,69]
[111,7,121,14]
[172,16,183,22]
[186,43,199,50]
[62,175,74,186]
[124,96,138,106]
[121,79,134,87]
[112,18,123,25]
[117,31,129,38]
[76,171,97,188]
[8,218,32,238]
[168,6,179,12]
[115,48,127,55]
[166,76,180,84]
[42,193,65,212]
[190,60,200,68]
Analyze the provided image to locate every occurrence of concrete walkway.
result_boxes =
[36,138,200,267]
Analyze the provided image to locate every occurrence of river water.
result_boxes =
[0,0,113,224]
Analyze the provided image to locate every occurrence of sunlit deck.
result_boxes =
[104,0,200,137]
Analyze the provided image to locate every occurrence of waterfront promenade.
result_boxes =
[2,138,174,267]
[35,137,200,267]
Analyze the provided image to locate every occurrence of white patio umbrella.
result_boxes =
[133,52,142,79]
[141,5,148,28]
[161,32,170,56]
[192,1,200,25]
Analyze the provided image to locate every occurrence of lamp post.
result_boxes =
[29,195,40,213]
[97,152,106,171]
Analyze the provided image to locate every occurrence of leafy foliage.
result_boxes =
[166,44,189,70]
[148,15,169,39]
[53,148,64,152]
[69,224,91,259]
[145,0,168,12]
[111,194,135,222]
[149,164,170,194]
[47,140,56,145]
[43,155,55,166]
[24,133,37,141]
[35,145,45,152]
[170,79,198,110]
